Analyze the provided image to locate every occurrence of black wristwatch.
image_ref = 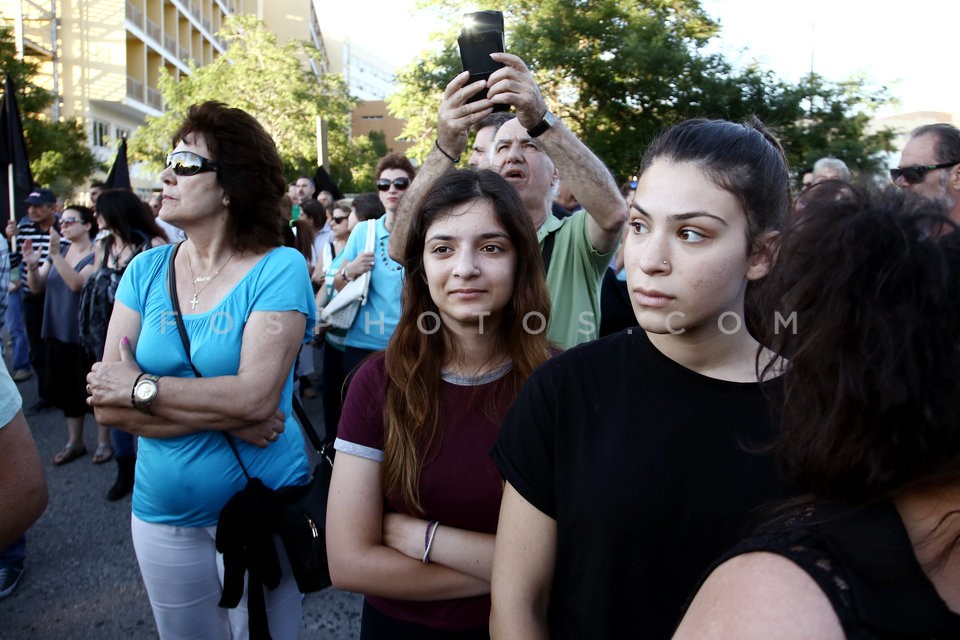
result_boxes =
[527,110,557,138]
[132,374,160,415]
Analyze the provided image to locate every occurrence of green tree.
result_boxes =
[779,72,898,182]
[338,130,390,193]
[130,15,357,186]
[390,0,895,182]
[0,23,98,194]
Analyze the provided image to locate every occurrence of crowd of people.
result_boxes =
[2,49,960,639]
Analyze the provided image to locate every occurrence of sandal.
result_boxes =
[53,443,88,466]
[92,443,114,465]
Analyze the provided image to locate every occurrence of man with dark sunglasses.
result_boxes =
[891,123,960,223]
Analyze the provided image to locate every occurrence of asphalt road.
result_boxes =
[0,367,362,639]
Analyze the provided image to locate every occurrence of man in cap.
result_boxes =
[4,188,68,412]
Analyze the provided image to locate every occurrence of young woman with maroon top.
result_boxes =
[326,169,552,638]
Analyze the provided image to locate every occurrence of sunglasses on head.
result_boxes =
[165,150,218,176]
[331,216,349,224]
[376,177,411,192]
[889,161,960,186]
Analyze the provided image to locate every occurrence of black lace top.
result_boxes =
[710,500,960,639]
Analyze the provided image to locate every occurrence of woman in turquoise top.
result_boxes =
[87,102,315,639]
[332,154,414,380]
[318,194,384,443]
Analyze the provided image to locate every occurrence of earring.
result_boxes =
[223,197,230,207]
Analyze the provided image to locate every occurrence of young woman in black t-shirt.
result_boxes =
[490,118,793,638]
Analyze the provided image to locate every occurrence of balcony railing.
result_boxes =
[164,33,176,53]
[126,75,144,101]
[145,18,161,43]
[147,87,163,110]
[125,1,143,29]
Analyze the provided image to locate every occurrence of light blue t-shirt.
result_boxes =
[338,218,404,351]
[0,365,22,427]
[116,244,316,527]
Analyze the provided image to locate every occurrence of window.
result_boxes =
[361,115,384,120]
[92,120,110,147]
[116,127,131,141]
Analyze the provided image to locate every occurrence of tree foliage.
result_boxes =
[0,23,98,195]
[340,130,390,193]
[390,0,896,183]
[130,15,357,186]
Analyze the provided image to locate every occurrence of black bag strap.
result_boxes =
[165,243,327,472]
[541,230,557,275]
[166,243,201,379]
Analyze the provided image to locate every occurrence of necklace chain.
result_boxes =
[185,250,236,310]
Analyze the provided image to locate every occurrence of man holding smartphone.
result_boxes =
[388,53,625,348]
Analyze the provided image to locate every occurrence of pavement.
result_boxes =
[0,365,362,639]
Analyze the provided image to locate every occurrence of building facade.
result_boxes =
[0,0,331,196]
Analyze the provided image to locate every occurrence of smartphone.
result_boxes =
[457,10,509,110]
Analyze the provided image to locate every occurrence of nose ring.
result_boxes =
[662,260,668,265]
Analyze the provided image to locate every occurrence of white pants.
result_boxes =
[131,513,302,639]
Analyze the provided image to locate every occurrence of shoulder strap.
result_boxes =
[365,218,377,252]
[542,230,557,275]
[167,244,250,477]
[166,243,201,378]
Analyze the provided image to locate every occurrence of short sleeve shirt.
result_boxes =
[492,329,791,638]
[337,218,404,351]
[539,210,615,348]
[0,366,22,427]
[116,244,316,527]
[336,354,515,630]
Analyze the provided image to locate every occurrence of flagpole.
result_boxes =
[8,163,15,252]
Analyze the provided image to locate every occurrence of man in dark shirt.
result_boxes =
[4,187,67,412]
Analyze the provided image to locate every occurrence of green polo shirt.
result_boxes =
[538,210,615,349]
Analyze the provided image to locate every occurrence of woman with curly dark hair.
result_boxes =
[676,188,960,638]
[87,102,315,638]
[327,169,552,637]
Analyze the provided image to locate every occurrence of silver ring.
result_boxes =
[268,432,279,442]
[86,384,92,394]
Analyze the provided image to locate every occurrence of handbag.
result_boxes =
[165,243,333,602]
[318,219,376,330]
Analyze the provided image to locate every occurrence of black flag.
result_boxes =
[313,165,343,200]
[105,137,131,190]
[0,73,34,225]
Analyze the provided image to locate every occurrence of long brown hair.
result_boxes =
[382,170,552,513]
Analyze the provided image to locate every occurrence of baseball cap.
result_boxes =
[23,188,56,205]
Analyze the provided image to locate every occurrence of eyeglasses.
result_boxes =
[376,177,411,192]
[165,151,218,176]
[889,161,960,186]
[331,216,348,224]
[59,217,81,226]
